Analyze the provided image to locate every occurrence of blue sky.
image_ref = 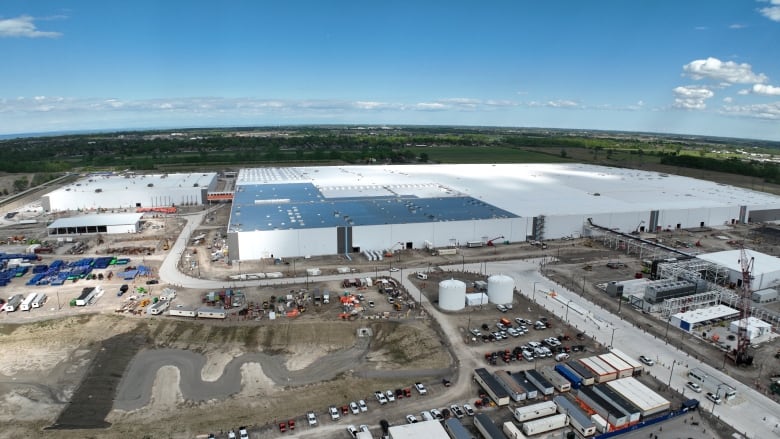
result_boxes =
[2,1,780,140]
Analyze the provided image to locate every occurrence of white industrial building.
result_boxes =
[388,420,449,439]
[42,172,218,212]
[669,304,740,333]
[215,164,780,260]
[729,316,772,341]
[697,249,780,291]
[47,213,144,235]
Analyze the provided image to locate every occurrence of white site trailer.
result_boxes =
[32,292,47,308]
[513,401,557,422]
[19,292,38,311]
[149,299,171,315]
[598,353,634,379]
[502,422,527,439]
[608,348,644,375]
[168,305,197,318]
[521,413,569,436]
[2,294,23,312]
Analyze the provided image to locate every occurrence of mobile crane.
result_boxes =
[486,236,505,246]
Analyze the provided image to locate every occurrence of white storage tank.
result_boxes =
[439,279,466,311]
[488,274,515,304]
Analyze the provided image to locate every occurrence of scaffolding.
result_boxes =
[660,290,721,318]
[656,258,730,287]
[583,219,691,261]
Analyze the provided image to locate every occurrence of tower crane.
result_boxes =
[730,245,755,366]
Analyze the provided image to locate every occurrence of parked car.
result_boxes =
[450,404,464,419]
[555,352,570,362]
[358,399,368,412]
[415,382,427,395]
[228,431,236,439]
[385,390,396,402]
[470,328,482,337]
[329,406,340,421]
[375,390,388,404]
[686,381,702,393]
[406,414,418,424]
[349,401,360,415]
[706,392,722,405]
[639,355,655,366]
[430,409,444,421]
[462,403,475,416]
[238,426,249,439]
[145,279,159,285]
[306,411,318,426]
[496,304,508,312]
[287,419,295,431]
[346,425,358,438]
[359,425,370,433]
[420,411,435,421]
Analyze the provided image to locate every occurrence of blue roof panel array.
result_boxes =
[230,183,518,232]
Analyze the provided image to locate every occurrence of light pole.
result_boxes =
[461,255,465,271]
[532,281,539,304]
[668,359,676,387]
[609,327,617,348]
[565,300,571,323]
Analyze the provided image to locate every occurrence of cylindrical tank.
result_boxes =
[488,274,515,304]
[439,279,466,311]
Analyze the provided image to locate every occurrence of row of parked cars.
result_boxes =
[406,402,476,424]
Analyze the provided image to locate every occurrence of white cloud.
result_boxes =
[738,89,751,95]
[759,0,780,22]
[545,100,580,108]
[723,97,734,103]
[683,57,767,84]
[729,23,747,29]
[752,83,780,95]
[673,86,715,110]
[721,102,780,119]
[0,15,62,38]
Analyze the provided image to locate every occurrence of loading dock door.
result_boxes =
[337,227,353,254]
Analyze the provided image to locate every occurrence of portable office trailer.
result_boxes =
[474,368,510,406]
[493,370,527,402]
[608,348,644,375]
[579,357,617,383]
[168,306,197,318]
[554,395,596,437]
[555,364,583,389]
[513,401,557,422]
[576,386,628,428]
[19,292,37,311]
[75,287,99,306]
[567,360,596,386]
[2,294,23,312]
[474,413,504,439]
[502,422,526,439]
[521,414,569,436]
[592,384,641,424]
[687,367,737,400]
[525,370,554,396]
[149,299,170,315]
[443,418,476,439]
[31,292,47,308]
[598,353,633,379]
[196,307,227,319]
[511,373,539,400]
[606,377,670,417]
[539,366,571,392]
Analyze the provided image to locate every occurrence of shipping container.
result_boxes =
[467,241,484,248]
[521,413,569,436]
[150,299,171,315]
[590,413,608,433]
[513,401,557,422]
[579,357,617,383]
[555,363,584,389]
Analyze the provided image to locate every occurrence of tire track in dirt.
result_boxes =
[114,337,371,411]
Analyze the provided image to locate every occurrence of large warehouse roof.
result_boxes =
[230,164,780,232]
[697,249,780,276]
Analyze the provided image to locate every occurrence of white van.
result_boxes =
[416,272,428,280]
[420,411,434,422]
